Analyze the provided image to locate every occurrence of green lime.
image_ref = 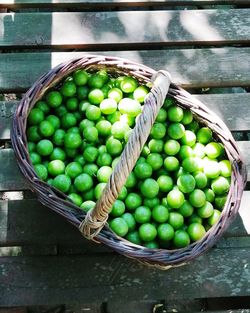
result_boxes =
[163,97,175,108]
[214,195,227,210]
[134,206,151,223]
[179,145,195,160]
[188,214,202,225]
[182,110,193,125]
[37,139,53,156]
[157,223,175,241]
[65,162,83,179]
[111,200,126,217]
[61,113,77,129]
[83,146,98,163]
[34,164,48,180]
[157,175,173,192]
[80,200,96,212]
[30,152,41,165]
[133,85,149,103]
[177,173,196,193]
[164,139,180,156]
[168,212,184,229]
[52,174,71,193]
[79,100,90,113]
[205,142,222,159]
[139,223,157,242]
[118,186,128,201]
[208,209,221,226]
[134,162,153,179]
[66,97,78,111]
[150,123,166,139]
[118,98,142,117]
[46,115,60,130]
[204,188,215,202]
[173,230,190,248]
[186,120,199,133]
[203,158,221,178]
[197,127,212,144]
[181,130,196,147]
[144,197,160,209]
[82,188,95,201]
[106,137,123,156]
[100,98,117,115]
[83,126,98,142]
[126,231,141,245]
[39,120,55,137]
[77,85,89,100]
[101,84,111,98]
[197,201,214,218]
[97,152,112,167]
[111,121,129,139]
[49,147,66,161]
[88,73,105,89]
[74,155,85,166]
[211,176,230,195]
[187,223,206,241]
[167,190,185,209]
[86,105,101,121]
[73,69,88,86]
[107,111,121,124]
[35,100,50,114]
[74,173,93,192]
[164,156,179,172]
[192,142,205,158]
[179,200,194,217]
[125,172,137,188]
[167,105,183,122]
[167,123,185,140]
[156,108,167,122]
[61,80,77,97]
[140,178,159,199]
[68,193,83,207]
[79,119,95,132]
[88,89,104,105]
[48,160,65,176]
[219,160,232,178]
[148,139,164,153]
[110,217,128,237]
[121,212,136,231]
[96,120,112,137]
[144,241,159,249]
[82,164,97,178]
[94,183,106,200]
[108,88,123,103]
[125,193,142,210]
[46,91,62,108]
[97,166,113,183]
[55,105,68,118]
[194,171,207,189]
[28,108,45,125]
[52,129,65,146]
[64,132,82,149]
[120,77,138,93]
[182,157,202,173]
[189,189,206,208]
[152,205,169,223]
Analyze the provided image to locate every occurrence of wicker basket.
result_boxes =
[11,55,247,269]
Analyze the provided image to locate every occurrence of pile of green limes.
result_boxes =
[26,68,231,249]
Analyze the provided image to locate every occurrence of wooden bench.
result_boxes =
[0,1,250,312]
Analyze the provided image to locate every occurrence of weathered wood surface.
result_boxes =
[1,10,250,49]
[0,246,249,306]
[1,49,250,92]
[0,190,249,247]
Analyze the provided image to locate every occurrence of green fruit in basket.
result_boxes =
[182,157,202,173]
[219,160,232,178]
[208,209,221,226]
[204,188,215,202]
[86,105,101,121]
[110,217,128,237]
[125,193,142,210]
[111,121,129,139]
[110,200,126,217]
[164,139,180,156]
[83,146,98,163]
[188,214,202,225]
[46,115,60,130]
[144,241,159,249]
[108,88,123,103]
[79,119,95,131]
[139,223,157,242]
[46,91,62,108]
[168,212,184,229]
[94,183,106,200]
[117,186,128,201]
[28,108,45,126]
[167,123,185,140]
[164,156,179,172]
[187,223,206,241]
[48,160,65,176]
[55,105,68,118]
[148,139,164,153]
[156,108,167,122]
[203,158,220,178]
[52,174,71,193]
[30,152,41,165]
[118,98,142,117]
[120,77,138,93]
[214,195,227,210]
[177,173,196,193]
[27,142,36,153]
[193,171,207,189]
[134,206,151,224]
[197,201,214,218]
[83,126,98,142]
[157,223,175,241]
[144,197,160,209]
[133,85,149,103]
[74,155,85,166]
[167,190,185,209]
[182,109,193,125]
[97,152,112,167]
[37,139,53,156]
[68,193,83,207]
[189,189,206,208]
[192,142,205,158]
[205,142,223,159]
[152,205,169,223]
[173,230,190,248]
[34,164,48,180]
[150,123,166,139]
[186,120,199,133]
[50,147,66,161]
[74,173,93,192]
[168,105,183,122]
[97,166,113,183]
[82,188,95,201]
[73,69,88,86]
[211,176,230,195]
[100,98,117,115]
[140,178,159,199]
[179,200,194,217]
[88,88,104,105]
[61,80,77,97]
[96,120,112,137]
[121,212,136,232]
[197,127,212,144]
[125,172,137,188]
[156,175,173,193]
[81,200,96,212]
[77,85,89,100]
[126,231,141,245]
[65,162,83,179]
[35,100,50,114]
[79,100,90,113]
[134,162,153,179]
[52,129,65,146]
[179,145,195,160]
[61,113,77,129]
[106,137,123,156]
[39,120,55,137]
[164,97,175,108]
[181,130,196,147]
[64,132,82,149]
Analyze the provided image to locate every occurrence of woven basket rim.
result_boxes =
[11,54,247,269]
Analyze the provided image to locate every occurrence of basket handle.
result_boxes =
[79,70,172,239]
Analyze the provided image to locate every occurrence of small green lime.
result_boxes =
[83,146,99,163]
[46,91,62,108]
[152,205,169,223]
[28,108,45,125]
[65,162,83,179]
[68,193,83,207]
[167,190,185,209]
[157,223,175,241]
[173,230,190,248]
[138,223,157,242]
[111,200,126,217]
[188,223,206,241]
[34,164,48,180]
[157,175,173,192]
[189,189,206,208]
[48,160,65,176]
[81,200,96,212]
[168,212,184,229]
[121,212,136,231]
[52,174,71,193]
[164,139,180,156]
[134,206,151,223]
[74,173,93,192]
[126,231,141,245]
[39,120,55,137]
[125,193,142,210]
[140,178,159,199]
[37,139,53,156]
[97,166,113,183]
[110,217,128,237]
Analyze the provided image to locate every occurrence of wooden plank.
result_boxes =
[0,247,249,306]
[1,48,250,92]
[2,93,250,140]
[0,10,250,49]
[0,191,249,247]
[0,140,249,191]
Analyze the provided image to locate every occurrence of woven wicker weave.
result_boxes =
[11,55,247,269]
